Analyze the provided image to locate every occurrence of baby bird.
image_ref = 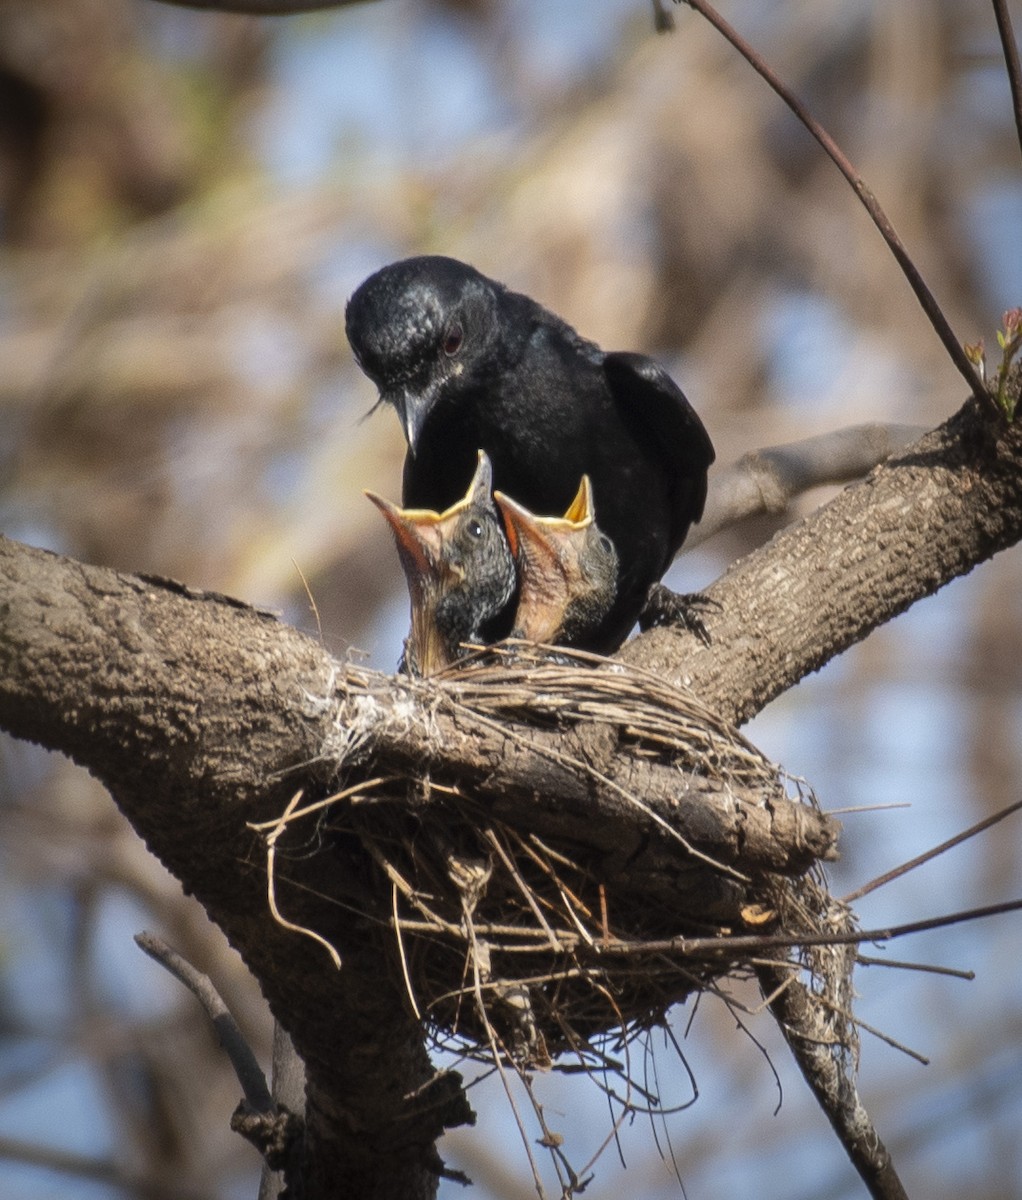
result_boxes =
[495,477,619,649]
[366,451,515,676]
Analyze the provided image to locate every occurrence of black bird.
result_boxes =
[345,255,715,652]
[495,476,619,648]
[366,451,515,676]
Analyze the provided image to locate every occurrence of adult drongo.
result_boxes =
[347,255,714,651]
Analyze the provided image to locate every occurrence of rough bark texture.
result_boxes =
[625,398,1022,724]
[0,550,465,1199]
[757,957,909,1200]
[1,395,1021,1199]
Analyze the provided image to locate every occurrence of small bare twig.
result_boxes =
[992,0,1022,166]
[483,828,562,951]
[134,934,306,1190]
[134,931,274,1115]
[842,797,1022,903]
[677,0,991,411]
[855,954,974,981]
[148,0,369,11]
[593,895,1022,958]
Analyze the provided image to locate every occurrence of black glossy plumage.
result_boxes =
[346,255,714,652]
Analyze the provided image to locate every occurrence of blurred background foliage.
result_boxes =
[0,0,1021,1197]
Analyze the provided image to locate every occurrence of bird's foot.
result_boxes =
[639,583,719,646]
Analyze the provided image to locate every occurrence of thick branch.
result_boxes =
[630,394,1022,1200]
[627,397,1022,724]
[0,534,829,1197]
[0,548,462,1200]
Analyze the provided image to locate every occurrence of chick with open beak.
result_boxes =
[367,451,515,676]
[495,477,619,650]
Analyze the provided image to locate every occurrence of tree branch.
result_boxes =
[756,958,909,1200]
[628,397,1022,725]
[992,0,1022,168]
[630,394,1022,1200]
[692,423,924,546]
[677,0,991,409]
[146,0,375,12]
[0,1135,204,1200]
[0,551,467,1200]
[135,930,274,1115]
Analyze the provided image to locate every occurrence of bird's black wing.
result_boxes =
[603,351,715,549]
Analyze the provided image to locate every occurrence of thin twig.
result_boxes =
[463,909,550,1199]
[483,827,562,951]
[678,0,991,410]
[594,895,1022,957]
[264,790,343,969]
[247,777,389,830]
[508,830,597,945]
[842,798,1022,903]
[993,0,1022,166]
[135,931,274,1114]
[392,882,422,1020]
[814,991,929,1066]
[855,954,974,981]
[361,837,463,936]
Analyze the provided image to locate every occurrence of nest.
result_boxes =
[261,645,853,1077]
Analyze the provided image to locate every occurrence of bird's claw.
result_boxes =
[639,583,719,646]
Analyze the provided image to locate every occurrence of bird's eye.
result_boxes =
[467,519,483,539]
[442,323,464,357]
[599,534,613,554]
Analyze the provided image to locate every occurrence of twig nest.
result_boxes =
[270,646,845,1069]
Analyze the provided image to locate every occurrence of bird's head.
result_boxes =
[367,451,514,674]
[346,256,501,452]
[495,477,619,646]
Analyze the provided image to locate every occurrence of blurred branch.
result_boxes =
[651,0,675,34]
[0,1135,204,1200]
[692,422,924,546]
[843,797,1022,904]
[146,0,376,11]
[992,0,1022,166]
[676,0,992,411]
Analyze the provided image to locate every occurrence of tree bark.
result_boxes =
[0,547,467,1198]
[625,397,1022,724]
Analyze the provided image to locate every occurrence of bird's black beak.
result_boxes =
[387,387,430,455]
